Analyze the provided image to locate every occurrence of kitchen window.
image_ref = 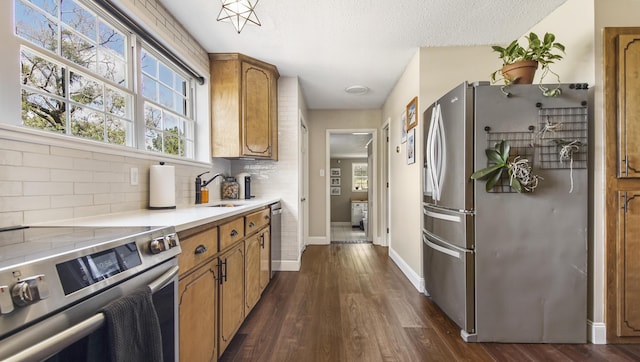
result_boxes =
[352,163,368,192]
[14,0,196,158]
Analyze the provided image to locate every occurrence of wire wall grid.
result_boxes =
[537,107,588,169]
[484,129,536,193]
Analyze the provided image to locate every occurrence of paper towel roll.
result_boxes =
[149,163,176,209]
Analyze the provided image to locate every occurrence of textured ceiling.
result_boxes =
[161,0,566,110]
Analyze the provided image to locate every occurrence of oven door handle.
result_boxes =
[3,265,179,362]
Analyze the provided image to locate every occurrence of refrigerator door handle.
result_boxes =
[435,104,447,199]
[426,105,439,199]
[423,234,460,259]
[424,209,461,223]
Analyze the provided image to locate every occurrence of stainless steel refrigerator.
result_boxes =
[422,81,589,343]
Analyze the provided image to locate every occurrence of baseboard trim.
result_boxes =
[273,260,300,272]
[389,247,424,293]
[330,222,351,226]
[307,236,329,245]
[588,320,606,344]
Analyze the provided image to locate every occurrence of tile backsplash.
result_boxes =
[0,136,227,228]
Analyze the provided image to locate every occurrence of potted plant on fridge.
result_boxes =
[490,32,565,97]
[471,140,541,193]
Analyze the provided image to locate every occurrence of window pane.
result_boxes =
[69,71,103,110]
[141,51,157,76]
[21,49,64,96]
[98,51,126,85]
[146,129,161,152]
[70,105,104,141]
[61,29,97,71]
[61,0,96,40]
[142,74,157,101]
[25,0,58,17]
[105,87,128,118]
[98,21,125,57]
[159,84,173,109]
[159,63,173,87]
[22,91,66,133]
[144,104,161,128]
[106,117,129,146]
[15,1,59,52]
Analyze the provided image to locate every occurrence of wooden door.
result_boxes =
[242,62,272,157]
[605,27,640,343]
[259,227,271,293]
[617,192,640,336]
[219,243,245,355]
[245,233,261,314]
[179,260,218,362]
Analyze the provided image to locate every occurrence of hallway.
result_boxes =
[220,244,640,361]
[330,222,368,243]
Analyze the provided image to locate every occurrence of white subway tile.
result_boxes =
[94,192,125,205]
[0,150,22,166]
[24,208,74,224]
[23,153,73,169]
[0,212,23,228]
[0,139,49,154]
[50,146,92,159]
[74,182,111,195]
[50,169,92,182]
[0,181,22,196]
[0,166,50,182]
[0,196,50,212]
[73,205,111,218]
[24,182,73,196]
[93,171,125,183]
[50,194,93,208]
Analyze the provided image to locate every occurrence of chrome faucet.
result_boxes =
[195,171,225,204]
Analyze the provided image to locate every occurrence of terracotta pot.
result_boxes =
[501,60,538,84]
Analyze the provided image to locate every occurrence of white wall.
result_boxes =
[307,109,381,243]
[231,77,307,271]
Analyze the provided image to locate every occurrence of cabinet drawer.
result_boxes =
[245,208,270,235]
[178,227,218,276]
[220,217,245,250]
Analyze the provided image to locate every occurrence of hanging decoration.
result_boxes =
[217,0,262,34]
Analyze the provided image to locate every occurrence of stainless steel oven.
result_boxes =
[0,226,181,361]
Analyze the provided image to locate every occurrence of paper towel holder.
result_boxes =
[149,161,177,209]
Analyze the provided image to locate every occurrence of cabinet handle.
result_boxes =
[222,259,228,282]
[218,261,223,285]
[249,221,255,228]
[194,245,207,255]
[231,229,238,237]
[264,215,270,220]
[260,234,265,248]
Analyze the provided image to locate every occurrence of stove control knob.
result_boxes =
[11,275,49,307]
[166,233,178,249]
[0,285,15,314]
[149,238,167,254]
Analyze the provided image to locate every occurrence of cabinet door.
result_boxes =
[179,260,218,362]
[242,62,272,157]
[244,234,261,314]
[219,243,245,355]
[618,34,640,178]
[617,192,640,336]
[259,227,271,293]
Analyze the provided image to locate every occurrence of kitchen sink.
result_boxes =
[209,203,242,207]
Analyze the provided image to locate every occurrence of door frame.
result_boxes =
[299,111,309,258]
[381,120,390,247]
[325,128,378,244]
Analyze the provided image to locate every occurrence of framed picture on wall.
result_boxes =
[406,96,418,130]
[330,186,341,196]
[401,110,407,143]
[407,128,416,165]
[331,177,341,186]
[330,168,341,177]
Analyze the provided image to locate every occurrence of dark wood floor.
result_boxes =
[221,244,640,361]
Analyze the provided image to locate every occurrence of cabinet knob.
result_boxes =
[231,229,238,237]
[249,221,255,228]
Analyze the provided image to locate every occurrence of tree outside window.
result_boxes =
[352,163,368,192]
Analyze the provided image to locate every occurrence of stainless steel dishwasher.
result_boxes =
[270,202,282,278]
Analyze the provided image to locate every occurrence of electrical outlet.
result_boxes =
[130,167,139,185]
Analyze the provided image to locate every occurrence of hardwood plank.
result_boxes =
[219,244,640,361]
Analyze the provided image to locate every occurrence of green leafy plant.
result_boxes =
[490,32,566,96]
[471,140,541,193]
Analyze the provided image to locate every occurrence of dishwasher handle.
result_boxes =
[3,265,179,362]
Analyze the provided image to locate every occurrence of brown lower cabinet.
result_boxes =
[177,206,272,361]
[218,242,245,354]
[179,260,218,361]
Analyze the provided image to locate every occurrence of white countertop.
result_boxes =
[33,198,280,232]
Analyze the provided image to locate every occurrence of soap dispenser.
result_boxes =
[195,171,209,204]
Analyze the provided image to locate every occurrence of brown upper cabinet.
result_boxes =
[617,34,640,178]
[209,53,279,160]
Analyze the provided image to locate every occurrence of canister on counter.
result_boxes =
[221,177,239,199]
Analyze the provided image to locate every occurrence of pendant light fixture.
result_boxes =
[216,0,261,34]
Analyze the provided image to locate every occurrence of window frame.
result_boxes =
[13,0,198,159]
[352,162,368,192]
